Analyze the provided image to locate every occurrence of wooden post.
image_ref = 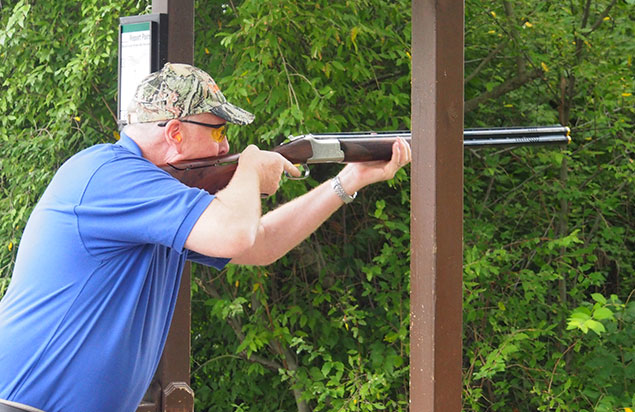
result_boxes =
[410,0,464,410]
[137,1,195,411]
[152,0,194,63]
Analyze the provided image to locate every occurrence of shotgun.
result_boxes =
[161,125,570,194]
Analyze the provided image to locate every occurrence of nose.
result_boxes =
[217,138,230,156]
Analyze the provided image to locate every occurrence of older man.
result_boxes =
[0,63,410,412]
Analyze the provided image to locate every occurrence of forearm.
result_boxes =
[230,175,350,266]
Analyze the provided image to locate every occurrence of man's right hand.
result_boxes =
[239,145,300,196]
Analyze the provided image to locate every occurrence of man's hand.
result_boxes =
[337,137,411,195]
[239,145,301,196]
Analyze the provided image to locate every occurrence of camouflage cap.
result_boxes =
[127,63,255,125]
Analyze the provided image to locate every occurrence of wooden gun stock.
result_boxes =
[161,125,570,193]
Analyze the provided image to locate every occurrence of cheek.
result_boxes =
[194,140,222,157]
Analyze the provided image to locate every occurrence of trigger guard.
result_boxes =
[285,164,310,180]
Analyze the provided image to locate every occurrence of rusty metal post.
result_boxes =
[136,2,195,412]
[410,0,464,410]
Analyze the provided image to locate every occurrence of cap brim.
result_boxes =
[210,102,255,125]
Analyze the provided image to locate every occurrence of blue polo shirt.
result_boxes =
[0,135,229,412]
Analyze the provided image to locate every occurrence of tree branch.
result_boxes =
[580,0,593,28]
[589,0,618,33]
[238,351,283,372]
[464,68,543,113]
[465,39,508,85]
[502,1,526,75]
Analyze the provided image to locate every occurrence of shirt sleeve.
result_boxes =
[75,153,214,259]
[186,251,231,269]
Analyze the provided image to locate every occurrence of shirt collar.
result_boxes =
[116,132,143,157]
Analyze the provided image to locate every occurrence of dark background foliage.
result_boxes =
[1,0,632,411]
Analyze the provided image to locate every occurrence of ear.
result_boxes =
[162,119,183,151]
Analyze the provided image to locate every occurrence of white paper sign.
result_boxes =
[119,22,152,122]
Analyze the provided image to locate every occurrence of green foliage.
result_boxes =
[191,190,411,411]
[1,0,633,411]
[567,293,618,335]
[0,0,150,275]
[463,0,634,410]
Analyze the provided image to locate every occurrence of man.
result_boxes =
[0,63,410,412]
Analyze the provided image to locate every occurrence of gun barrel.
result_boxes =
[463,125,570,138]
[306,125,571,148]
[464,133,571,147]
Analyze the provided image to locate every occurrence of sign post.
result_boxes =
[117,3,195,411]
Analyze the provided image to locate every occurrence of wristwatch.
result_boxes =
[331,176,357,204]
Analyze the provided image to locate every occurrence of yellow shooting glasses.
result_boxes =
[179,119,227,143]
[157,119,228,143]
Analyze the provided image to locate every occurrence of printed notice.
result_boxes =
[119,22,152,122]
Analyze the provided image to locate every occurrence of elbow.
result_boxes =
[228,224,259,257]
[229,226,283,266]
[256,254,279,267]
[232,252,279,267]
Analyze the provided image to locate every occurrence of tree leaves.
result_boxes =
[1,0,632,411]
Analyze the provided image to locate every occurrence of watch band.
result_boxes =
[331,175,357,204]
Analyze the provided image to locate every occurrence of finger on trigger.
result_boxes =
[285,160,302,178]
